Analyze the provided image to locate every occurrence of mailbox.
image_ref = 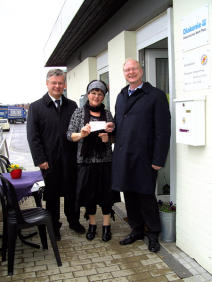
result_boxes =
[175,96,205,146]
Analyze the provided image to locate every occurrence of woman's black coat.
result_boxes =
[112,82,171,195]
[27,93,77,197]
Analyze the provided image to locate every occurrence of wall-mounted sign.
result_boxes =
[181,5,208,52]
[183,47,210,91]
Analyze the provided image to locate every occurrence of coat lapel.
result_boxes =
[43,93,67,113]
[124,89,145,114]
[117,83,149,124]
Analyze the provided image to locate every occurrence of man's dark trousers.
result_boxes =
[124,192,161,239]
[42,158,79,231]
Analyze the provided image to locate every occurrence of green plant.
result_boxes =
[7,164,24,172]
[158,200,176,213]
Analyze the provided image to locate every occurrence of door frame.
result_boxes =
[145,49,168,86]
[136,8,176,203]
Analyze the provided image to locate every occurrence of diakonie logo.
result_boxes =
[201,55,207,66]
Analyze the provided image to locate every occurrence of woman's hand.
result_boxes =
[98,133,109,143]
[80,123,91,138]
[105,122,115,132]
[71,124,91,142]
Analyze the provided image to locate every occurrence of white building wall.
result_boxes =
[173,0,212,273]
[108,31,136,115]
[67,58,97,105]
[67,31,136,111]
[136,12,168,50]
[108,31,136,202]
[44,0,84,64]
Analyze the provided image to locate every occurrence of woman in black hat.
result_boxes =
[67,80,119,242]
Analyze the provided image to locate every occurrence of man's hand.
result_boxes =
[98,133,109,143]
[152,164,161,171]
[39,162,49,170]
[105,122,115,133]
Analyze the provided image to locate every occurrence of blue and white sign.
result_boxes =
[182,5,208,52]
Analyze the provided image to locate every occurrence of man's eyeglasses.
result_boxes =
[123,67,139,73]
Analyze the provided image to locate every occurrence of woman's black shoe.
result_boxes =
[86,224,97,240]
[102,225,111,242]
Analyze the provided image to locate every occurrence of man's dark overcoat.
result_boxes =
[27,93,77,200]
[112,82,171,195]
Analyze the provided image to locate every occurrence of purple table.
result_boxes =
[1,170,44,248]
[2,170,43,202]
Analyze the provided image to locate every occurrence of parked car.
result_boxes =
[0,119,10,131]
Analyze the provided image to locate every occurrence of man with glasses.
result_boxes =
[27,69,85,240]
[107,59,171,252]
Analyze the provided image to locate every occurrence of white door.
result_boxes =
[145,49,170,198]
[145,49,168,90]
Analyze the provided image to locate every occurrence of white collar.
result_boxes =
[48,93,62,104]
[128,82,143,92]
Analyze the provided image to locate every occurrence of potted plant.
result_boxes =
[162,173,170,195]
[158,200,176,242]
[8,164,24,179]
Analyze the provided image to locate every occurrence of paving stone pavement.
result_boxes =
[0,198,182,282]
[1,124,212,281]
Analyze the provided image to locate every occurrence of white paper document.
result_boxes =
[89,121,106,132]
[31,181,45,192]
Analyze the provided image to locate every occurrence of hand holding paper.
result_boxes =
[80,123,91,137]
[105,122,115,132]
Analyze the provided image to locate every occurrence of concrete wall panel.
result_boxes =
[173,0,212,273]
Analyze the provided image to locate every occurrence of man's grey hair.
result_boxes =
[46,69,66,81]
[123,58,141,70]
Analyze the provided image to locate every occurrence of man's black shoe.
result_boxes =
[119,232,144,245]
[148,239,160,252]
[69,222,86,234]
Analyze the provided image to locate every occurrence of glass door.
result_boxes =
[99,71,110,110]
[140,48,170,197]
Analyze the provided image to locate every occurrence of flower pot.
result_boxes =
[10,169,22,179]
[160,211,176,242]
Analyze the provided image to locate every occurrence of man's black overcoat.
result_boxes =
[112,82,171,195]
[27,93,77,199]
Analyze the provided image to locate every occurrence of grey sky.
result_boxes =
[0,0,65,104]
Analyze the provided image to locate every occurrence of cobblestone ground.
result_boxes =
[0,124,182,281]
[0,198,182,282]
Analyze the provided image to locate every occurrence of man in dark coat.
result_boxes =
[27,69,85,240]
[110,59,171,252]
